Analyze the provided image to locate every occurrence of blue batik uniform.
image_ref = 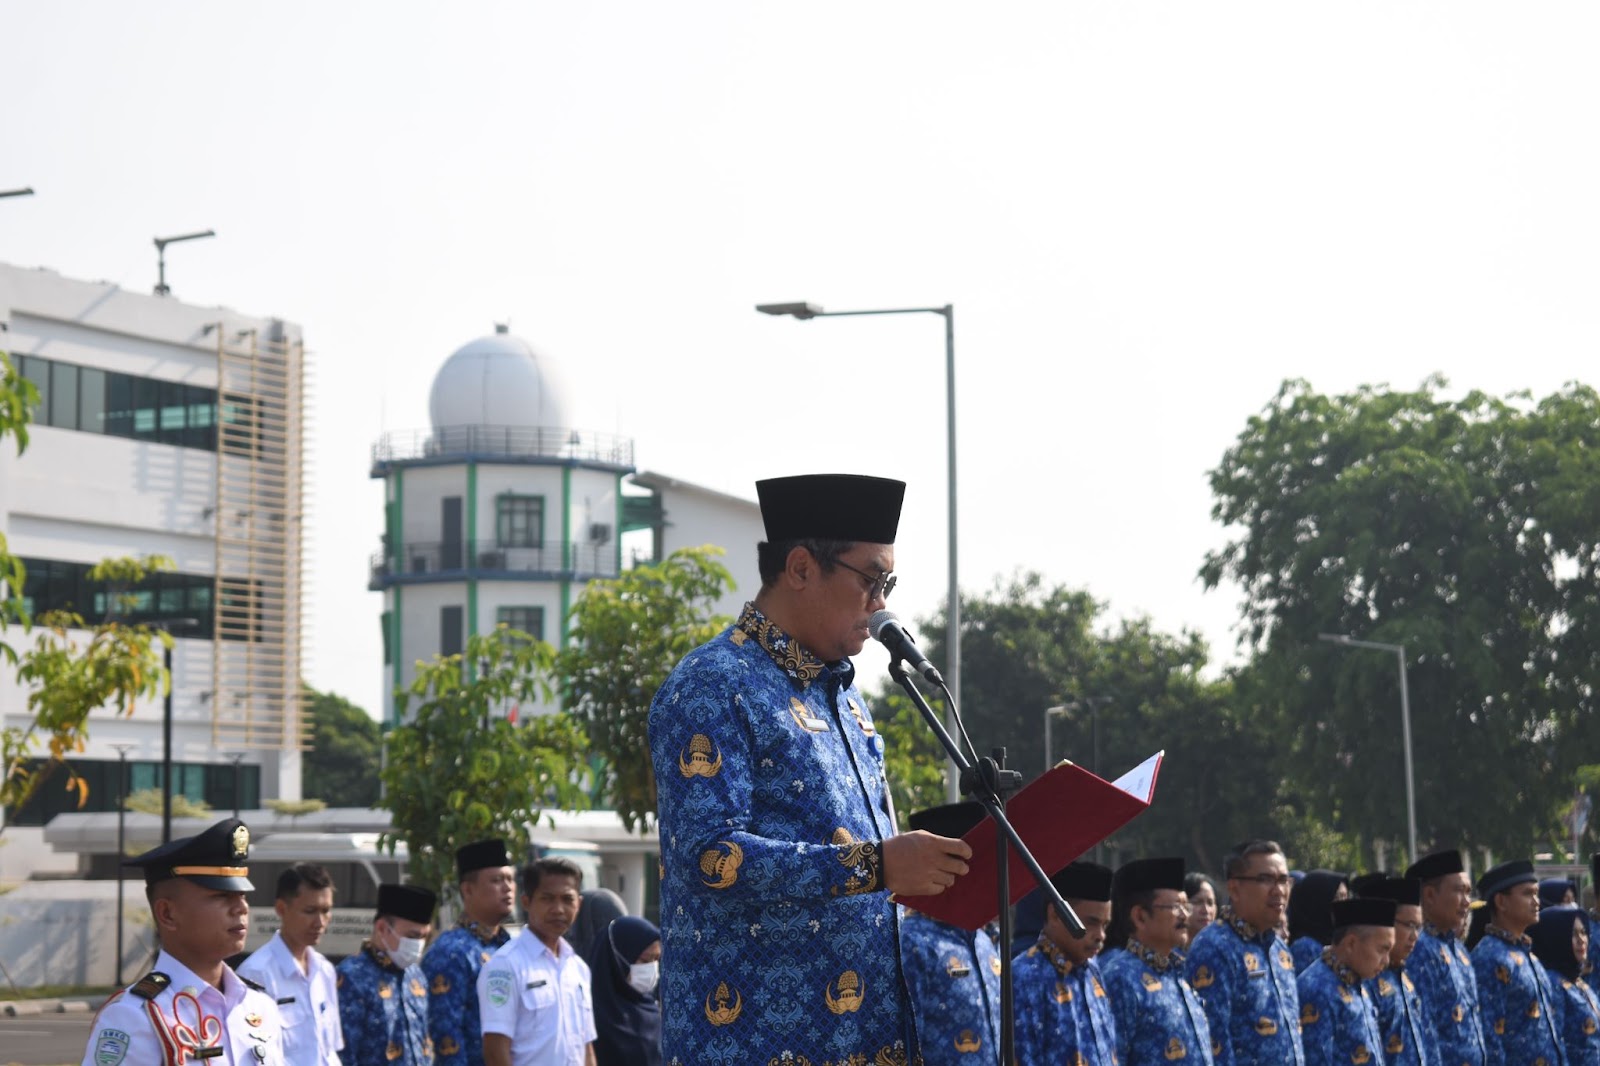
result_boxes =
[1297,949,1383,1066]
[1471,926,1567,1066]
[1547,974,1600,1066]
[648,604,915,1066]
[1368,963,1441,1066]
[898,908,1001,1065]
[1291,937,1324,975]
[1185,906,1304,1066]
[1409,923,1487,1066]
[422,920,510,1066]
[1013,936,1119,1066]
[336,943,432,1066]
[1587,912,1600,986]
[1101,939,1213,1065]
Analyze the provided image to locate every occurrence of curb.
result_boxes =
[57,1000,93,1013]
[2,1001,47,1016]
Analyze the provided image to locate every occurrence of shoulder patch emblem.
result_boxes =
[130,972,170,1000]
[485,970,514,1009]
[679,734,723,778]
[93,1028,132,1066]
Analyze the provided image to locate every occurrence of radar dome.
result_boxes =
[428,327,567,430]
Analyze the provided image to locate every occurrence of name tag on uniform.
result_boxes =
[276,997,295,1005]
[526,979,547,990]
[194,1049,224,1060]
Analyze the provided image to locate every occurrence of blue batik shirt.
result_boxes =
[1013,936,1119,1066]
[1101,939,1214,1065]
[1368,962,1442,1066]
[648,603,915,1066]
[335,943,432,1066]
[1408,923,1487,1066]
[1547,973,1600,1066]
[1297,948,1383,1066]
[422,920,511,1066]
[1291,937,1324,975]
[1472,926,1568,1066]
[1185,906,1305,1066]
[898,908,1001,1066]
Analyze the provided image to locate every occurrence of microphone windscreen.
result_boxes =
[868,610,899,641]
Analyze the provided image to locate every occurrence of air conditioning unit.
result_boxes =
[588,523,612,546]
[477,550,506,570]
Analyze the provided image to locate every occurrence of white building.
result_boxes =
[370,327,764,724]
[0,262,307,882]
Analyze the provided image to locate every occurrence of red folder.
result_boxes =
[896,751,1164,930]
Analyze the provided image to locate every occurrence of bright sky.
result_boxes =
[4,3,1597,718]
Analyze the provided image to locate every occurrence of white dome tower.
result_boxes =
[427,325,568,430]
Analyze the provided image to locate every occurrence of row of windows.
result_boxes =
[380,606,547,664]
[13,353,221,450]
[18,557,246,641]
[5,757,261,826]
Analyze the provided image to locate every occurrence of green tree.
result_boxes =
[560,546,734,831]
[1202,377,1600,863]
[868,688,948,820]
[302,685,382,808]
[379,627,590,900]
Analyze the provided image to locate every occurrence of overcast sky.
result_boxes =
[4,2,1597,719]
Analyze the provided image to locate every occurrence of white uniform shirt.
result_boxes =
[476,930,596,1066]
[237,932,343,1066]
[83,949,285,1066]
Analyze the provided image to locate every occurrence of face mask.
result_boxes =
[626,960,659,995]
[387,929,426,969]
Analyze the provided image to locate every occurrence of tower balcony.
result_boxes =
[368,539,620,590]
[371,425,635,477]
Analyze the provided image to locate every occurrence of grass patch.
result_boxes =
[0,983,116,1000]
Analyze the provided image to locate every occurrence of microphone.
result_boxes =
[869,610,944,685]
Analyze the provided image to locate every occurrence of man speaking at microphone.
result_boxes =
[649,472,973,1066]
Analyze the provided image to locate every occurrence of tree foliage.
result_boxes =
[302,685,382,808]
[560,546,734,832]
[379,627,590,900]
[867,687,948,821]
[1202,377,1600,863]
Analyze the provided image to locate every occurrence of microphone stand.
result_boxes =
[888,660,1083,1066]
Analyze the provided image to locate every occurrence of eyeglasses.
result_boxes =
[1396,920,1423,934]
[833,559,896,601]
[1233,874,1293,889]
[1148,902,1190,915]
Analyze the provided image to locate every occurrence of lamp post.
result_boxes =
[110,742,134,984]
[148,618,200,843]
[227,752,245,818]
[0,187,34,200]
[756,301,961,801]
[1044,705,1070,774]
[1049,697,1113,861]
[1318,632,1417,860]
[152,230,215,297]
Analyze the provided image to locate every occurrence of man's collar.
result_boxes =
[1218,905,1273,944]
[1486,924,1533,949]
[1320,946,1365,988]
[1127,938,1180,973]
[1036,934,1076,976]
[733,602,837,688]
[1421,921,1460,942]
[456,916,505,945]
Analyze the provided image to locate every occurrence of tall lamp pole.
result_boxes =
[152,230,215,297]
[1319,633,1417,860]
[227,753,245,818]
[0,187,35,200]
[1044,705,1070,774]
[149,619,199,843]
[110,742,134,983]
[756,301,962,801]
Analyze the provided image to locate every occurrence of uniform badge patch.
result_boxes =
[485,970,514,1009]
[94,1029,132,1066]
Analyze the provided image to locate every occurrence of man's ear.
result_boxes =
[782,545,816,590]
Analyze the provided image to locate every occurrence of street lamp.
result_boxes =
[147,618,200,843]
[0,187,35,200]
[152,229,215,297]
[1318,632,1417,860]
[757,300,961,801]
[1044,705,1070,774]
[110,742,134,984]
[1045,697,1114,862]
[227,752,246,818]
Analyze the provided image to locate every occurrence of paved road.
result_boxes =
[0,1012,93,1066]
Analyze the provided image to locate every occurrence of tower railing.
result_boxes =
[368,539,621,588]
[371,425,635,468]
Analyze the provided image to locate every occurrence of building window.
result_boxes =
[380,611,393,665]
[20,557,223,640]
[4,757,259,827]
[441,605,464,657]
[12,354,217,451]
[496,494,544,548]
[496,606,545,643]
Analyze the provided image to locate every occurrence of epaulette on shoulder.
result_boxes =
[239,974,266,993]
[130,972,171,1000]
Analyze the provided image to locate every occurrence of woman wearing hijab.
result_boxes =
[1286,869,1349,973]
[587,916,663,1066]
[1530,906,1600,1066]
[1183,872,1218,945]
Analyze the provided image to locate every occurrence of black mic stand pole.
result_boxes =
[888,661,1083,1066]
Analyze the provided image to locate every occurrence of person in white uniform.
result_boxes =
[239,863,344,1065]
[478,857,597,1066]
[82,817,285,1066]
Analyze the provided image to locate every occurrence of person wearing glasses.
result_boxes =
[1185,839,1305,1066]
[1403,849,1488,1066]
[1296,897,1396,1066]
[648,473,973,1066]
[1014,861,1120,1066]
[1355,877,1441,1066]
[1470,859,1566,1066]
[1101,857,1214,1065]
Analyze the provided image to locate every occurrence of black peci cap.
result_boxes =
[1113,857,1186,897]
[1051,861,1114,903]
[377,884,437,925]
[1331,898,1397,929]
[456,839,511,879]
[908,802,986,839]
[1347,872,1392,898]
[1477,860,1537,901]
[125,818,254,892]
[1356,877,1421,907]
[1404,849,1463,882]
[756,474,906,545]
